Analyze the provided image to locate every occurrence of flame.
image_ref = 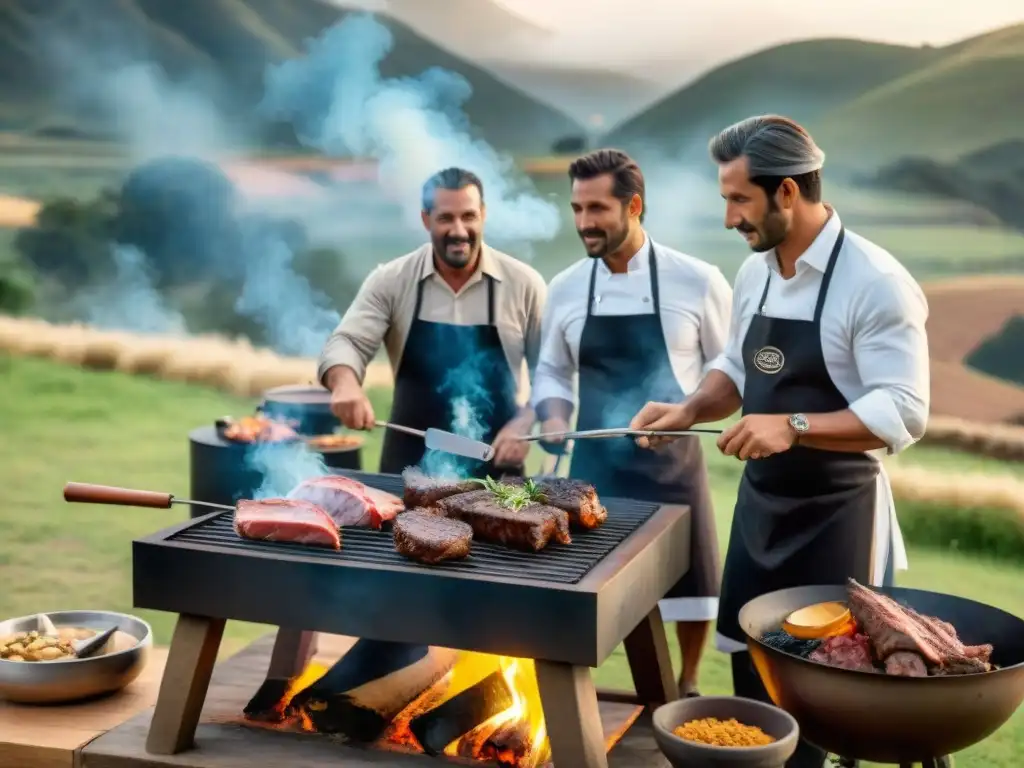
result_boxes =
[443,655,550,767]
[281,662,328,731]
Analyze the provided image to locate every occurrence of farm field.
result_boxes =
[1,353,1020,766]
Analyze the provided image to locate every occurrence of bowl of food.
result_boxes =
[0,610,152,704]
[652,696,799,767]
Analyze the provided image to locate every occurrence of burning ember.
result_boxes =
[218,415,298,443]
[249,647,551,767]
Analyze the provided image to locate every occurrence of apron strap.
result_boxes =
[486,274,496,327]
[813,226,845,324]
[412,272,428,321]
[586,259,599,318]
[647,241,661,314]
[754,225,846,321]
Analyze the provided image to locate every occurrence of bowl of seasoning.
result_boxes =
[652,696,799,767]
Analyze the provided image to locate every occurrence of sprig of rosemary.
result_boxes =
[472,476,547,511]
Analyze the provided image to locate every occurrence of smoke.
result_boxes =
[418,335,502,479]
[80,245,186,335]
[259,13,561,246]
[247,442,329,500]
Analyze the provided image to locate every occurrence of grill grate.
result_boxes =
[168,471,661,585]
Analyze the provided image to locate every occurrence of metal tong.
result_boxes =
[519,426,723,443]
[374,421,494,462]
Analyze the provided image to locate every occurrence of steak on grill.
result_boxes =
[505,477,607,529]
[401,468,478,510]
[288,475,403,529]
[393,509,473,564]
[846,579,993,676]
[234,498,341,549]
[437,490,571,552]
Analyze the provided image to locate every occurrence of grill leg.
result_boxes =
[623,605,678,707]
[267,628,318,678]
[535,661,608,768]
[146,614,226,755]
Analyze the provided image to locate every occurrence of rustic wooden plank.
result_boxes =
[146,615,226,754]
[622,606,678,707]
[82,633,655,768]
[534,661,608,768]
[608,713,671,768]
[0,648,168,768]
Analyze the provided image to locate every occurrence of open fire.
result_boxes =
[217,414,299,442]
[247,647,551,767]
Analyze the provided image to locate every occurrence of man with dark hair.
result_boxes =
[319,167,546,476]
[632,116,927,767]
[532,148,732,697]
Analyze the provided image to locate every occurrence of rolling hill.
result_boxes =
[0,0,581,153]
[607,24,1024,170]
[923,276,1024,424]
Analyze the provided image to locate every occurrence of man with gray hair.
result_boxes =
[630,115,928,767]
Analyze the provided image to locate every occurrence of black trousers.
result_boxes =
[729,549,895,768]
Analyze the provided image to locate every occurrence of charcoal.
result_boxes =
[760,630,822,659]
[409,671,514,755]
[243,677,292,723]
[284,640,457,740]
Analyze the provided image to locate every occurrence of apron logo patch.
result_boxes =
[753,346,785,374]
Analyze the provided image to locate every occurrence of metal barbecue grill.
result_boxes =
[122,469,693,768]
[169,471,657,586]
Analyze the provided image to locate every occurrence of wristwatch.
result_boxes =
[788,413,810,443]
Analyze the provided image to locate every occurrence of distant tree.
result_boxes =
[552,135,588,155]
[0,263,34,314]
[13,191,119,286]
[116,156,243,287]
[966,315,1024,388]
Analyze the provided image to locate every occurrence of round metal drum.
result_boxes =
[260,384,338,436]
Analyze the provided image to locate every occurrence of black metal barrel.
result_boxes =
[188,426,363,518]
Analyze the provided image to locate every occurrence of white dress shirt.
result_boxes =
[710,211,926,653]
[532,235,734,409]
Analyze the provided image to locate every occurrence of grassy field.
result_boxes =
[2,352,1021,765]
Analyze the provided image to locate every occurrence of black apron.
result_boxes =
[379,273,521,478]
[570,244,719,604]
[717,226,879,647]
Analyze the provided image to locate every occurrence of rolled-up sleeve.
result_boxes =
[699,267,733,371]
[847,273,930,455]
[317,266,393,386]
[530,278,576,408]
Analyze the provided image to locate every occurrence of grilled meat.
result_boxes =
[846,579,992,676]
[288,475,403,529]
[401,468,479,510]
[437,490,571,552]
[506,476,607,529]
[234,498,341,549]
[393,509,473,564]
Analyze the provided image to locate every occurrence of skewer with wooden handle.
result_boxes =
[62,482,235,512]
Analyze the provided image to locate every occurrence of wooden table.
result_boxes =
[0,648,168,768]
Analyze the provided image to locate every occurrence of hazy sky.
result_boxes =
[495,0,1024,76]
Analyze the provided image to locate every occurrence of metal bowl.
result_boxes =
[0,610,152,704]
[739,584,1024,763]
[652,696,799,768]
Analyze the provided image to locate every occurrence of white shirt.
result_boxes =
[709,210,930,454]
[709,210,925,637]
[531,235,734,409]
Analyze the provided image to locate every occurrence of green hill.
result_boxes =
[0,0,580,153]
[813,24,1024,166]
[607,24,1024,171]
[605,38,941,153]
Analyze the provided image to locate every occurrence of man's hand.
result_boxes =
[330,380,376,430]
[630,402,695,449]
[537,416,570,455]
[491,413,534,468]
[717,414,795,460]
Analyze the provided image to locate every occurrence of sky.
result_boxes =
[493,0,1024,79]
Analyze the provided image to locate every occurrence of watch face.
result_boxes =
[790,414,810,432]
